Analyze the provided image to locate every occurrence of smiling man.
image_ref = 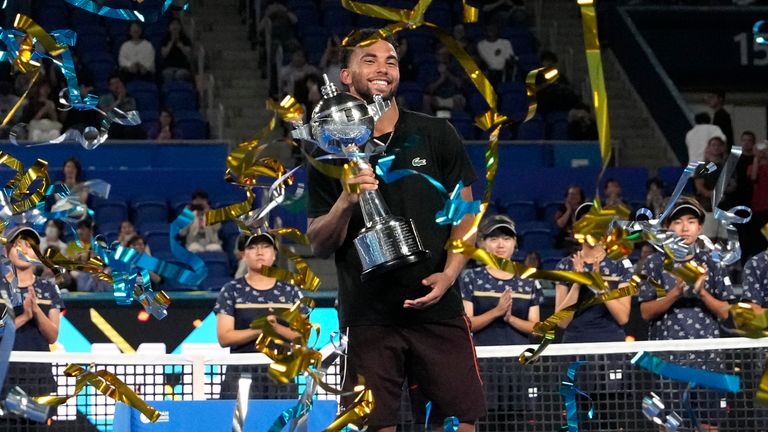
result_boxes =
[306,29,486,431]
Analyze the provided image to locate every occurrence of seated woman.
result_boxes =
[554,202,633,343]
[214,232,301,399]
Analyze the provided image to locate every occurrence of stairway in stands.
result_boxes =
[537,0,677,171]
[192,0,288,161]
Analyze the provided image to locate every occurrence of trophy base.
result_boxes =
[353,216,430,282]
[360,249,430,282]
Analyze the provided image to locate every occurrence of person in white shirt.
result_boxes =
[476,24,515,86]
[119,22,156,82]
[686,112,725,163]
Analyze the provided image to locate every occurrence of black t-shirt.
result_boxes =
[308,109,477,327]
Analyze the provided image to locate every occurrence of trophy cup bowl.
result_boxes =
[300,76,430,281]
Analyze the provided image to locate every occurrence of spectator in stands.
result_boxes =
[160,18,193,82]
[279,50,319,97]
[98,75,147,139]
[637,197,734,429]
[214,231,301,398]
[425,46,467,116]
[320,36,342,88]
[602,178,626,208]
[21,80,62,141]
[707,91,734,149]
[694,136,733,240]
[59,157,89,205]
[181,189,223,252]
[645,177,666,217]
[524,251,541,269]
[554,184,585,249]
[60,82,100,134]
[567,102,598,140]
[70,219,112,292]
[127,234,161,284]
[147,109,183,141]
[747,139,768,254]
[119,22,156,82]
[741,239,768,312]
[257,0,298,54]
[293,73,323,121]
[537,51,580,116]
[685,112,724,163]
[39,220,67,253]
[118,220,137,246]
[476,24,515,87]
[555,202,633,342]
[727,131,759,262]
[460,214,543,345]
[394,35,417,83]
[0,226,63,397]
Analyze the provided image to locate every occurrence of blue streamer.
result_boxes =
[631,351,740,393]
[0,307,16,396]
[62,0,190,22]
[754,20,768,44]
[376,155,480,225]
[108,209,207,287]
[560,361,595,432]
[423,401,459,431]
[435,181,480,225]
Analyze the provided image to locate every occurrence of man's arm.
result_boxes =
[307,167,378,258]
[403,186,474,309]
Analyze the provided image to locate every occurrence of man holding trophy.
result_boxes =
[306,29,486,431]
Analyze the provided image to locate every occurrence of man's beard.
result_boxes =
[350,72,398,104]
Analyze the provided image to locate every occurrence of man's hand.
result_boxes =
[403,272,455,309]
[341,167,378,205]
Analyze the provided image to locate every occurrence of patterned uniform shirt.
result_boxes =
[555,255,633,343]
[214,278,302,353]
[0,276,64,351]
[459,266,543,345]
[638,250,735,340]
[742,251,768,307]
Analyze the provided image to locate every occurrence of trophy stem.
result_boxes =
[360,189,390,226]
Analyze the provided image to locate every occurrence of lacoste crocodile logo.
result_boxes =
[412,157,427,167]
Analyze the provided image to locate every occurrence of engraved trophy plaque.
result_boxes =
[293,75,429,281]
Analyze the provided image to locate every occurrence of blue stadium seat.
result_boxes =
[499,82,528,119]
[519,228,555,251]
[132,197,169,226]
[545,111,569,140]
[139,111,159,134]
[70,8,102,26]
[540,248,567,270]
[517,221,551,232]
[164,88,198,111]
[198,252,231,278]
[105,19,130,39]
[271,206,307,233]
[500,200,536,223]
[144,227,171,254]
[466,90,490,117]
[322,5,355,29]
[94,199,129,226]
[424,3,453,28]
[541,201,564,228]
[174,110,208,139]
[97,222,121,236]
[397,81,424,112]
[449,112,475,140]
[657,166,686,196]
[126,80,160,113]
[291,4,318,26]
[517,115,545,140]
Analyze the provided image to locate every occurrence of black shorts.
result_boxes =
[340,315,487,430]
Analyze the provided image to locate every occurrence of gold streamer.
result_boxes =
[757,357,768,405]
[572,201,631,247]
[36,364,160,422]
[662,256,707,287]
[0,152,51,214]
[2,68,40,126]
[462,0,478,23]
[13,14,66,57]
[729,303,768,339]
[323,385,375,432]
[260,247,321,292]
[577,0,611,184]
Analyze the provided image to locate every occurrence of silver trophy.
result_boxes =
[293,75,430,281]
